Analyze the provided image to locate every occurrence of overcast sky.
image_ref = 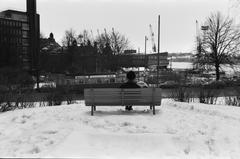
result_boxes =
[1,0,239,53]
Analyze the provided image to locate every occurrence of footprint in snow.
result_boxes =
[183,146,191,155]
[29,146,41,154]
[121,122,132,127]
[42,130,58,135]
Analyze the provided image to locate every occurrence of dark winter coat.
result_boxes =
[120,81,140,88]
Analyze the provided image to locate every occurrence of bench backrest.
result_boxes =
[84,88,162,106]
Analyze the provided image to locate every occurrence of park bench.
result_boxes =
[84,88,162,116]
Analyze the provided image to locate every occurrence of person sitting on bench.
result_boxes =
[120,71,140,111]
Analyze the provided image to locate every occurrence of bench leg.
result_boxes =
[91,106,94,116]
[153,105,155,115]
[94,106,96,111]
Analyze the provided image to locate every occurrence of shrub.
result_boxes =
[198,88,218,104]
[46,88,64,106]
[171,86,193,103]
[225,96,240,106]
[225,87,240,106]
[0,93,15,112]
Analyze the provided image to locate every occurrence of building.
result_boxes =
[40,33,62,53]
[147,52,169,68]
[0,0,40,73]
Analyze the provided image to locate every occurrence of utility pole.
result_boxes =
[145,36,148,66]
[138,47,140,81]
[144,36,148,82]
[157,15,160,87]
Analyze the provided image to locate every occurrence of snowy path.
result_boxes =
[0,100,240,158]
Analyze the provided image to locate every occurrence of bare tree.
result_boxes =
[195,12,240,80]
[95,29,131,55]
[62,28,77,48]
[77,30,94,46]
[111,28,130,55]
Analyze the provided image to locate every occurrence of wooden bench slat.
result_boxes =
[84,88,162,115]
[85,89,162,104]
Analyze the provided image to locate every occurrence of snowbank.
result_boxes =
[0,100,240,159]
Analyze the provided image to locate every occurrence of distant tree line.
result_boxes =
[62,28,131,55]
[40,29,132,74]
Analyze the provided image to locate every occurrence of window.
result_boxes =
[22,39,28,46]
[22,23,28,30]
[22,31,28,38]
[22,47,28,53]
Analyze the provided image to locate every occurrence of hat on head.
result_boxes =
[127,71,136,81]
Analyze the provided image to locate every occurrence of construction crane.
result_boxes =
[149,24,157,53]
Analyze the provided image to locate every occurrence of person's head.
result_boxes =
[126,71,136,81]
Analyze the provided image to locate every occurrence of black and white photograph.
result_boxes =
[0,0,240,158]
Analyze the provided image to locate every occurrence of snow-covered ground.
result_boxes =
[169,62,193,70]
[0,100,240,159]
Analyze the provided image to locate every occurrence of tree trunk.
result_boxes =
[215,63,220,81]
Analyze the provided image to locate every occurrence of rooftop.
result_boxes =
[0,9,26,15]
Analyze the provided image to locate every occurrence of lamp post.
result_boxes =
[145,36,148,54]
[144,36,148,82]
[145,36,148,66]
[157,15,160,87]
[138,47,140,80]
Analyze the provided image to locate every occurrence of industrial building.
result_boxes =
[0,0,40,74]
